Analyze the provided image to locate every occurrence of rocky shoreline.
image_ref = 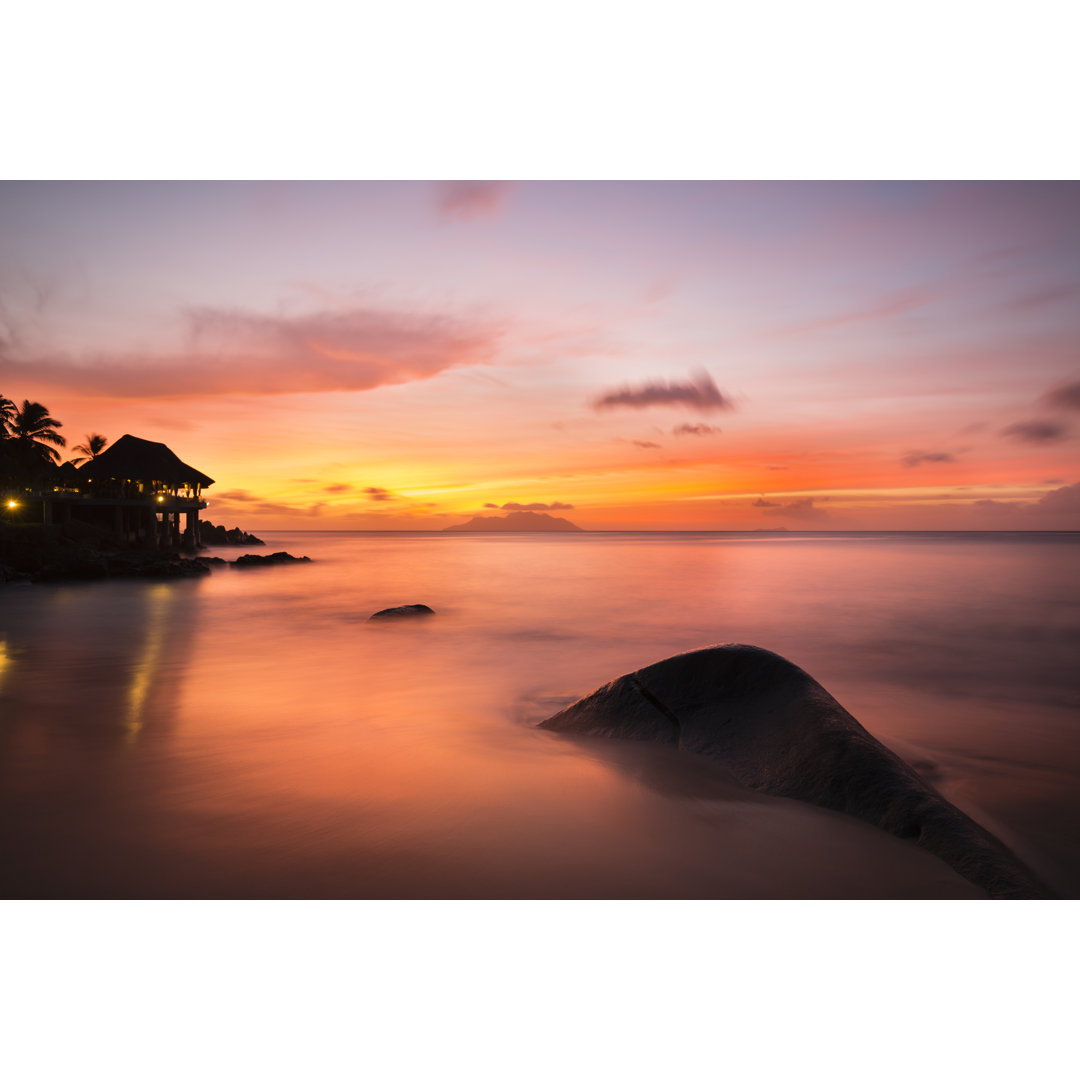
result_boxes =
[1,519,309,585]
[199,520,264,546]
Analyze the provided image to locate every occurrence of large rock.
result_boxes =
[541,644,1051,899]
[368,603,436,620]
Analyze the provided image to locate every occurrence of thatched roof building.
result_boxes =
[78,434,214,489]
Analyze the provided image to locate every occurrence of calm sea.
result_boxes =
[2,531,1077,898]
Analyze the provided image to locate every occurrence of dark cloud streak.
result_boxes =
[761,496,829,521]
[672,423,721,437]
[1042,380,1080,412]
[495,501,575,511]
[593,370,733,414]
[1001,419,1071,443]
[902,451,957,467]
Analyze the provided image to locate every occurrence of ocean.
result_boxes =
[2,530,1077,898]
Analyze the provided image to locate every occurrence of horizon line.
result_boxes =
[236,527,1080,534]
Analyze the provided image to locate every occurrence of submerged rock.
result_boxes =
[231,551,311,568]
[541,643,1051,899]
[368,603,436,620]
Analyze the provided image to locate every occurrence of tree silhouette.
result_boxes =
[10,400,66,468]
[70,432,109,465]
[0,395,16,437]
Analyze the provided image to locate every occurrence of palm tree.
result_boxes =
[70,433,109,465]
[10,400,66,467]
[0,395,16,437]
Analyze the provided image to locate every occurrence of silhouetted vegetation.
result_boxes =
[0,395,113,494]
[70,433,109,465]
[1,394,79,493]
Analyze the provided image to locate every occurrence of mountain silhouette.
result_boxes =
[444,510,583,532]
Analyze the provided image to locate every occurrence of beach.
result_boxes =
[2,530,1077,899]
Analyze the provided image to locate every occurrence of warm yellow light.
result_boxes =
[157,495,165,503]
[5,500,16,509]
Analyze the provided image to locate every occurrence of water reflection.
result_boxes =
[0,581,198,745]
[125,585,184,742]
[0,638,12,695]
[0,581,202,897]
[1,532,1077,898]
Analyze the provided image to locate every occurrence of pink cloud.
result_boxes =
[0,304,504,399]
[1034,481,1080,515]
[966,482,1080,527]
[436,181,515,221]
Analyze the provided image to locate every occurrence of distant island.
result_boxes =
[444,510,584,532]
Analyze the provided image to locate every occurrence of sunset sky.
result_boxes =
[1,180,1078,530]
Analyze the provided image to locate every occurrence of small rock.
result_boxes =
[231,551,312,568]
[368,604,436,620]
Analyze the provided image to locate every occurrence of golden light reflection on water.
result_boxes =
[125,585,177,743]
[0,638,11,696]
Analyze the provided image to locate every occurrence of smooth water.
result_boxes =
[2,531,1077,898]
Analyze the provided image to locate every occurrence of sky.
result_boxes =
[1,179,1078,530]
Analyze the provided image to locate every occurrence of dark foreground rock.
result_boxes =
[541,643,1052,899]
[368,604,436,620]
[199,520,265,546]
[230,551,311,568]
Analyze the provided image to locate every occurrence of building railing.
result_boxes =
[2,488,208,509]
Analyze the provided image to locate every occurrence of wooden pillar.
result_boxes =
[142,507,157,549]
[183,509,198,551]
